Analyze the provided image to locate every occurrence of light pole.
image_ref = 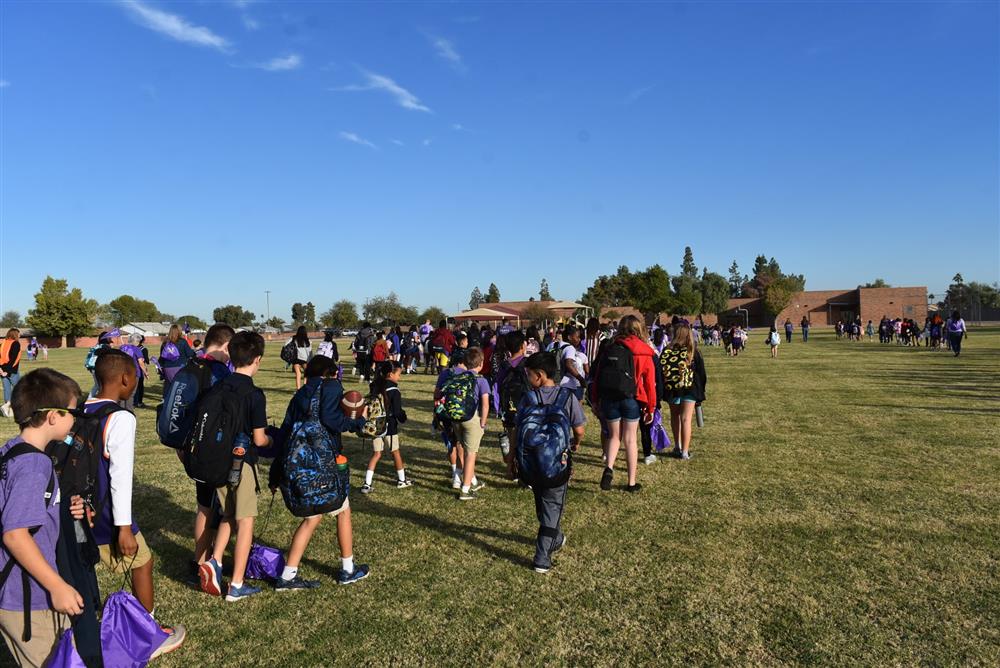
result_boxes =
[265,290,271,323]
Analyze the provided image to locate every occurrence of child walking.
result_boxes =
[768,325,780,358]
[361,361,412,493]
[269,356,371,589]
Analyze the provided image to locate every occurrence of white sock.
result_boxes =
[451,465,459,477]
[281,566,298,581]
[341,556,354,574]
[231,581,243,590]
[472,476,479,486]
[397,468,406,481]
[365,470,374,485]
[461,485,470,493]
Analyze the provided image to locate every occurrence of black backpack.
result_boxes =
[499,363,531,429]
[280,340,298,365]
[353,333,370,354]
[0,445,56,643]
[596,340,636,401]
[183,380,254,488]
[46,402,126,514]
[156,357,215,449]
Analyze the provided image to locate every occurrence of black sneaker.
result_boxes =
[600,467,613,491]
[625,483,642,494]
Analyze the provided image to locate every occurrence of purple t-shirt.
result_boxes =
[118,344,145,376]
[0,437,60,611]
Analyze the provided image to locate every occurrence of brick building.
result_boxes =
[719,286,928,327]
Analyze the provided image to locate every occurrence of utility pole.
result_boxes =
[265,290,271,322]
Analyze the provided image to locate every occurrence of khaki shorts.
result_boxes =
[216,463,259,520]
[99,531,153,573]
[0,608,68,668]
[457,418,485,454]
[372,434,400,453]
[310,497,349,519]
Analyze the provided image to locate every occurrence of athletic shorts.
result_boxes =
[436,352,450,368]
[310,497,349,519]
[669,394,698,405]
[373,434,400,452]
[99,531,153,573]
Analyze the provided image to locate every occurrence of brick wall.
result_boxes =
[858,287,928,324]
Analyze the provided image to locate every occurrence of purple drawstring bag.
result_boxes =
[336,363,344,381]
[49,629,87,668]
[101,564,168,668]
[246,494,285,581]
[650,409,672,452]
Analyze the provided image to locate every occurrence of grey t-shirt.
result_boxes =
[519,386,587,428]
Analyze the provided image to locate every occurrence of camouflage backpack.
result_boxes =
[437,371,479,422]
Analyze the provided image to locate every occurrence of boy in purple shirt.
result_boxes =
[0,369,86,667]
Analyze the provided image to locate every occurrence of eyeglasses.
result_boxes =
[33,407,85,419]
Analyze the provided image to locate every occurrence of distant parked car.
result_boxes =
[341,329,358,338]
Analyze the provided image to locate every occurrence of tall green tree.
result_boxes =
[860,279,891,288]
[321,300,359,329]
[522,302,551,326]
[291,303,306,326]
[672,247,702,315]
[944,273,967,310]
[539,278,553,301]
[630,265,673,322]
[176,315,208,329]
[107,294,164,324]
[680,246,698,279]
[304,302,317,329]
[469,287,483,310]
[580,265,633,310]
[763,277,799,318]
[728,260,743,298]
[1,311,21,329]
[485,283,501,303]
[420,306,448,325]
[363,293,419,326]
[700,270,731,315]
[26,276,98,346]
[265,317,287,330]
[212,305,255,327]
[967,281,1000,309]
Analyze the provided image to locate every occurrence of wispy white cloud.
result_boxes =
[452,123,466,131]
[391,139,404,146]
[255,53,302,72]
[120,0,231,52]
[0,80,9,88]
[242,15,259,31]
[623,83,657,105]
[332,70,432,113]
[422,138,433,147]
[339,131,378,150]
[428,34,464,70]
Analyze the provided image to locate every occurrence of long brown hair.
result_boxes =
[671,323,696,362]
[168,324,182,343]
[618,315,644,339]
[4,328,19,341]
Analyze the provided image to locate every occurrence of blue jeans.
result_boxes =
[1,372,19,403]
[802,328,809,342]
[600,397,641,423]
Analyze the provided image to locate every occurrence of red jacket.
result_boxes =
[620,335,657,412]
[431,328,456,354]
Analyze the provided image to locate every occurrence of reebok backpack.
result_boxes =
[46,403,126,513]
[659,347,694,391]
[280,340,298,365]
[83,344,107,372]
[516,388,574,488]
[361,391,389,439]
[156,358,215,449]
[280,386,349,517]
[183,380,253,488]
[438,372,480,422]
[596,340,636,401]
[499,364,531,429]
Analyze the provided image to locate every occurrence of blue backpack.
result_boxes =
[84,344,108,372]
[516,388,574,488]
[280,386,349,517]
[156,358,215,449]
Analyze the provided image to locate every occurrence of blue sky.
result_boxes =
[1,1,997,322]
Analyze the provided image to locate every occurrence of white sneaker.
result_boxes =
[452,475,462,489]
[643,454,658,465]
[0,403,11,418]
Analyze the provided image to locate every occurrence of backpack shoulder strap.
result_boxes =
[555,387,573,412]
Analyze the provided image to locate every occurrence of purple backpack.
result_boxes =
[160,342,180,362]
[650,409,672,452]
[49,629,87,668]
[101,586,169,667]
[245,495,285,581]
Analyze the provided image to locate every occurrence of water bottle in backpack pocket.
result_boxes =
[516,388,574,489]
[183,381,253,488]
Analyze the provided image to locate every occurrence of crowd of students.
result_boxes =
[833,310,970,356]
[4,302,971,665]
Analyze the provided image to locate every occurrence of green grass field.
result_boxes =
[1,329,998,666]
